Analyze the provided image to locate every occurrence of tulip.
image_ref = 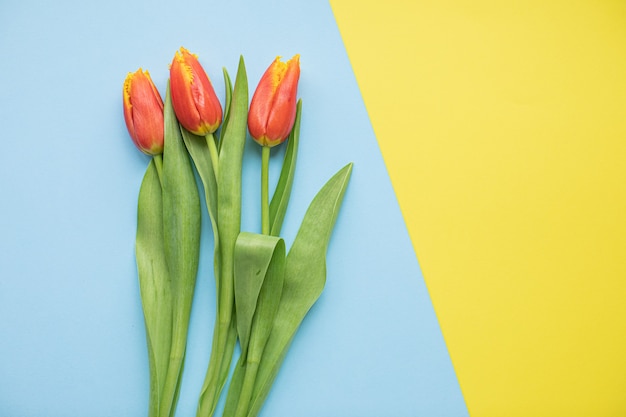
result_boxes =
[123,69,164,155]
[169,47,222,136]
[247,55,301,235]
[248,54,300,147]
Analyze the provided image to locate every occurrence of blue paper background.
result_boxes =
[0,1,468,416]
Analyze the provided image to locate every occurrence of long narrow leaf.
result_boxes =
[216,56,247,308]
[181,128,221,285]
[160,82,202,417]
[136,159,172,417]
[218,68,233,152]
[197,56,248,417]
[246,163,353,417]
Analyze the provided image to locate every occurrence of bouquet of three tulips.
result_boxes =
[123,47,352,417]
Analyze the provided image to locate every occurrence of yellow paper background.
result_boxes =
[330,1,626,416]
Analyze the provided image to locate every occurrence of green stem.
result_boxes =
[197,318,231,417]
[206,133,219,179]
[234,360,260,417]
[197,257,236,417]
[261,146,270,235]
[197,317,237,417]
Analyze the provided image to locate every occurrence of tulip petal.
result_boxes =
[123,69,164,155]
[265,55,299,143]
[171,52,202,133]
[170,47,222,136]
[248,55,300,147]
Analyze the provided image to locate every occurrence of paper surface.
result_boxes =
[0,1,467,416]
[331,0,626,416]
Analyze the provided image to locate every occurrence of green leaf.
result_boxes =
[180,128,221,285]
[246,163,353,417]
[197,55,249,417]
[233,232,285,358]
[136,158,172,417]
[225,232,286,417]
[159,82,202,417]
[269,99,302,237]
[216,56,248,298]
[218,68,234,152]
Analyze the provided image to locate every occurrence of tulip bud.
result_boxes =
[123,69,164,155]
[170,47,222,136]
[248,55,300,147]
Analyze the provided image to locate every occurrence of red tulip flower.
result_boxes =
[248,55,300,147]
[170,47,222,136]
[123,69,164,155]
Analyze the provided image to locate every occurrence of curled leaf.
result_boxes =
[225,232,286,417]
[247,163,353,417]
